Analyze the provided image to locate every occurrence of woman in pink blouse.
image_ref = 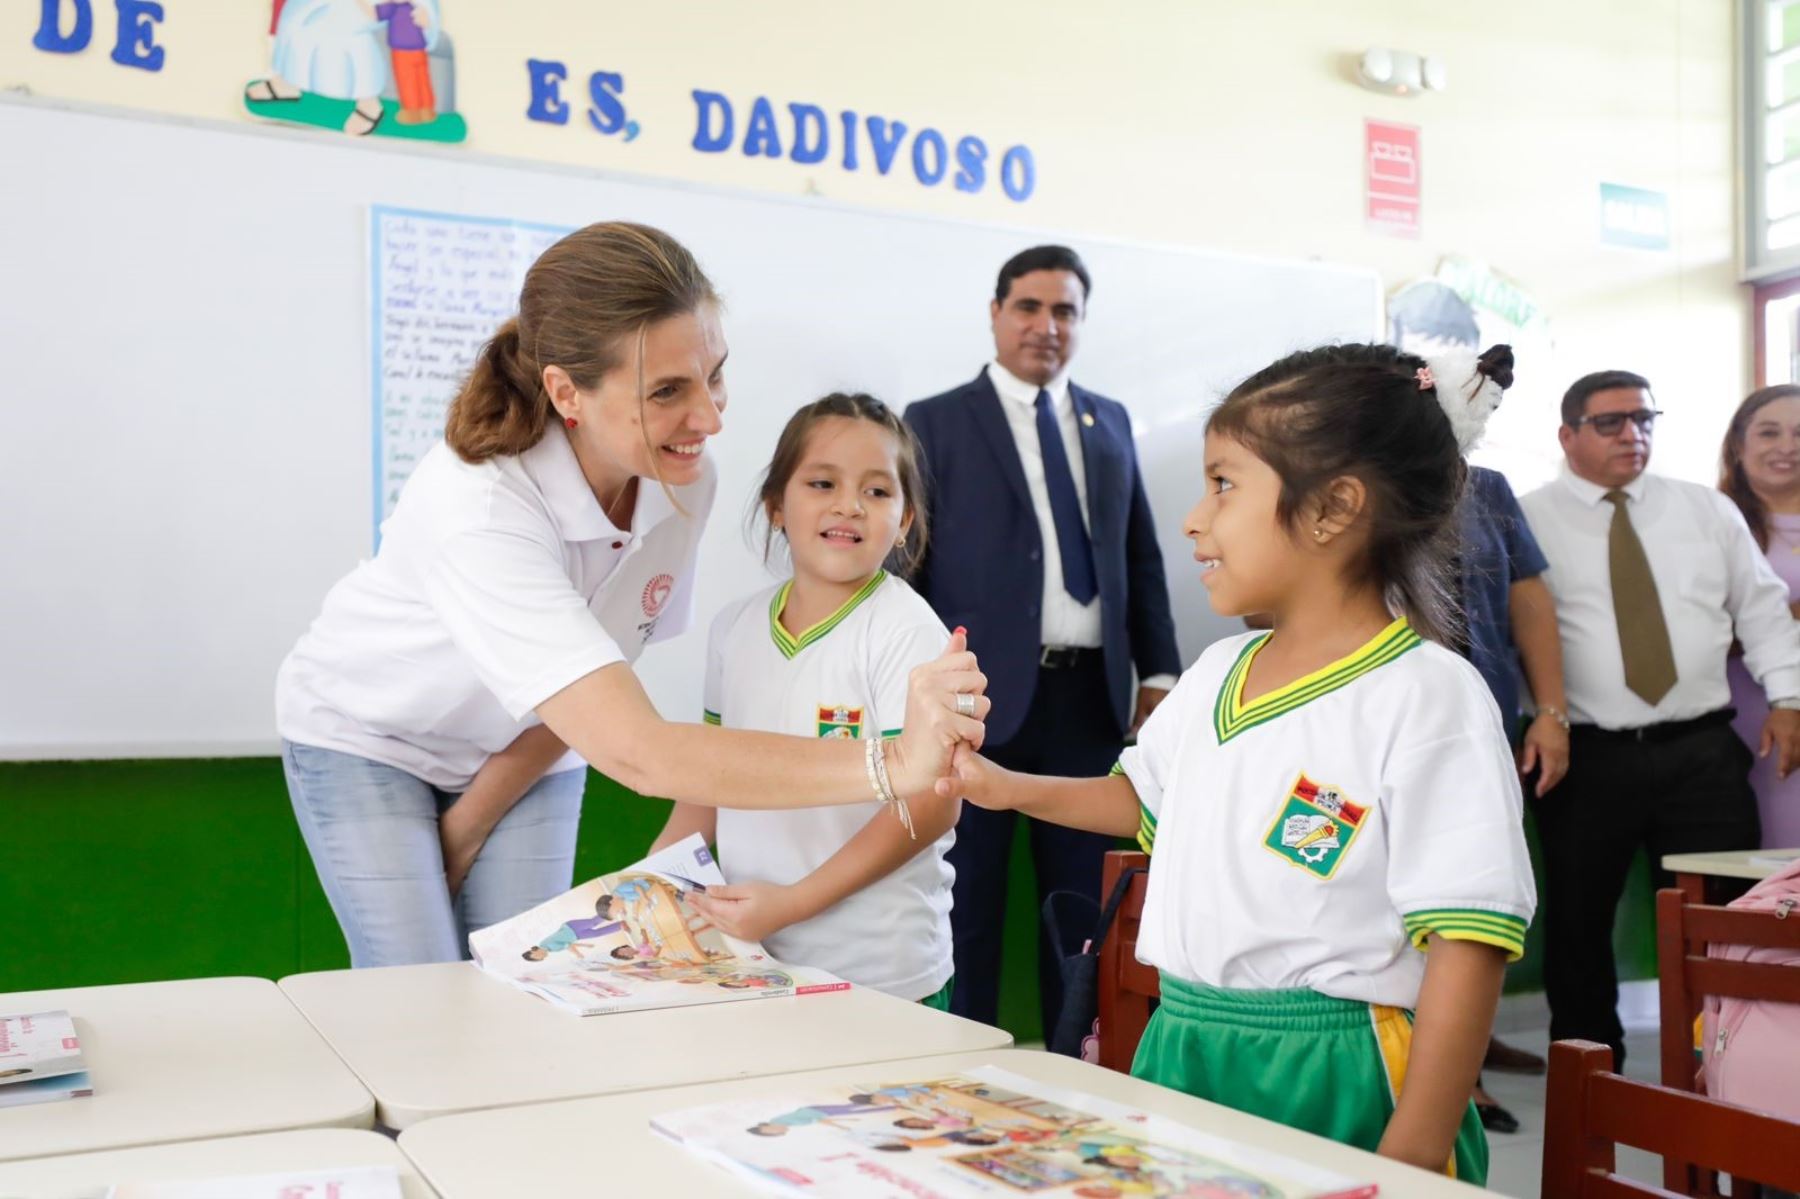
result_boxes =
[1721,384,1800,847]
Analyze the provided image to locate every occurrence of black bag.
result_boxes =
[1041,866,1148,1058]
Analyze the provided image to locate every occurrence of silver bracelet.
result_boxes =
[865,735,916,839]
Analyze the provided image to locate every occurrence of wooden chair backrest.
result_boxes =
[1654,885,1800,1191]
[1097,850,1156,1073]
[1544,1039,1800,1199]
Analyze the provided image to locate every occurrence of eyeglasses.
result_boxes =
[1571,409,1661,437]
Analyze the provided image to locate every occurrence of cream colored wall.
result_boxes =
[2,0,1745,484]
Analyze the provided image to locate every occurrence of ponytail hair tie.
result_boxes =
[1415,366,1436,391]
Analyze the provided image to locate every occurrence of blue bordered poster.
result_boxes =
[369,205,570,545]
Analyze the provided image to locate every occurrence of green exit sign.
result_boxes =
[1600,183,1671,250]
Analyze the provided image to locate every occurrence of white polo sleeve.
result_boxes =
[1384,659,1537,961]
[869,602,950,739]
[1709,489,1800,702]
[422,521,625,720]
[1116,658,1205,855]
[701,601,735,727]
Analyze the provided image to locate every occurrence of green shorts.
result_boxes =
[918,976,954,1011]
[1130,973,1487,1186]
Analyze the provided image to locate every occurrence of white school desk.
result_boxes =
[0,977,373,1162]
[398,1047,1497,1198]
[1662,847,1799,904]
[279,962,1012,1129]
[0,1129,431,1198]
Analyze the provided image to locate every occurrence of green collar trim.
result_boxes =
[1213,618,1421,743]
[769,572,887,660]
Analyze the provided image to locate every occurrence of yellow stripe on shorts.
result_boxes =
[1368,1004,1457,1180]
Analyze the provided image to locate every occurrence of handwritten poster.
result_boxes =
[370,206,571,541]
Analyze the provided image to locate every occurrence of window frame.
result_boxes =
[1743,0,1800,279]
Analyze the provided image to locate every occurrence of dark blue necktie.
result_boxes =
[1034,388,1097,605]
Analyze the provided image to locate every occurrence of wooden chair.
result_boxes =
[1654,885,1800,1193]
[1096,850,1156,1073]
[1656,885,1800,1093]
[1543,1039,1800,1198]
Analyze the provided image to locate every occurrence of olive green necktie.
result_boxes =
[1605,490,1677,705]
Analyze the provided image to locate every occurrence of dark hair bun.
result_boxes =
[1477,344,1515,391]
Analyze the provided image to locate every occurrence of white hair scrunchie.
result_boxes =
[1420,344,1514,453]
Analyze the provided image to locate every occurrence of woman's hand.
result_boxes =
[688,882,806,943]
[888,628,989,798]
[438,801,495,898]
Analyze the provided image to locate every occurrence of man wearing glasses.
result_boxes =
[1520,370,1800,1068]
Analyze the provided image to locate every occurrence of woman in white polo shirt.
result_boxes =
[275,223,987,968]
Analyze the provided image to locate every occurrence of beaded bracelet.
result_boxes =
[864,735,917,839]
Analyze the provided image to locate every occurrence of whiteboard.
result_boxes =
[0,97,1379,759]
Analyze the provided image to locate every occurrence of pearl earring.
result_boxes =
[1313,528,1325,540]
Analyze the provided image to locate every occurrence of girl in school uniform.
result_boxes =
[657,394,960,1007]
[939,344,1536,1184]
[276,226,987,970]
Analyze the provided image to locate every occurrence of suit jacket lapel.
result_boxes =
[967,371,1034,514]
[1072,383,1117,542]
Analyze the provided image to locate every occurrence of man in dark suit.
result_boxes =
[905,245,1181,1034]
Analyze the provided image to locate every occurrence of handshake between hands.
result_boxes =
[890,627,1001,812]
[686,628,1003,944]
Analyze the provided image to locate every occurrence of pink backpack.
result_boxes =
[1698,857,1800,1119]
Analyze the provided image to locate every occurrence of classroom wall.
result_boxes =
[2,0,1748,472]
[1,0,1731,1033]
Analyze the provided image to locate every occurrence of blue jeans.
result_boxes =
[282,740,584,968]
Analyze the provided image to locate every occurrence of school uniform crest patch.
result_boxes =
[816,704,864,739]
[1262,773,1366,879]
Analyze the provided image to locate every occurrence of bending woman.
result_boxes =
[276,223,985,967]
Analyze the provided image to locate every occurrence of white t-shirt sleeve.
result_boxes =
[869,603,950,738]
[1708,488,1800,702]
[702,602,734,726]
[1116,657,1204,855]
[1383,662,1537,961]
[421,522,625,720]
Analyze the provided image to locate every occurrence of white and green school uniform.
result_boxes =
[705,572,956,1003]
[1118,618,1536,1184]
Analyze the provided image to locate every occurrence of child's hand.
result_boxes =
[687,881,805,943]
[934,743,1007,808]
[439,802,495,898]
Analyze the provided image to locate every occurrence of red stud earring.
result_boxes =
[565,416,578,428]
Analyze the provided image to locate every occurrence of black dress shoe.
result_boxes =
[1476,1100,1521,1135]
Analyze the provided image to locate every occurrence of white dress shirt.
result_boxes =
[1518,464,1800,730]
[986,362,1174,692]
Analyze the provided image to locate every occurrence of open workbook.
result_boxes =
[469,834,848,1016]
[652,1065,1378,1199]
[0,1009,92,1109]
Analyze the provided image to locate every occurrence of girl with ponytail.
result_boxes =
[938,343,1536,1184]
[276,223,987,969]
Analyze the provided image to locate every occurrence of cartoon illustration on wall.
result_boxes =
[244,0,467,142]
